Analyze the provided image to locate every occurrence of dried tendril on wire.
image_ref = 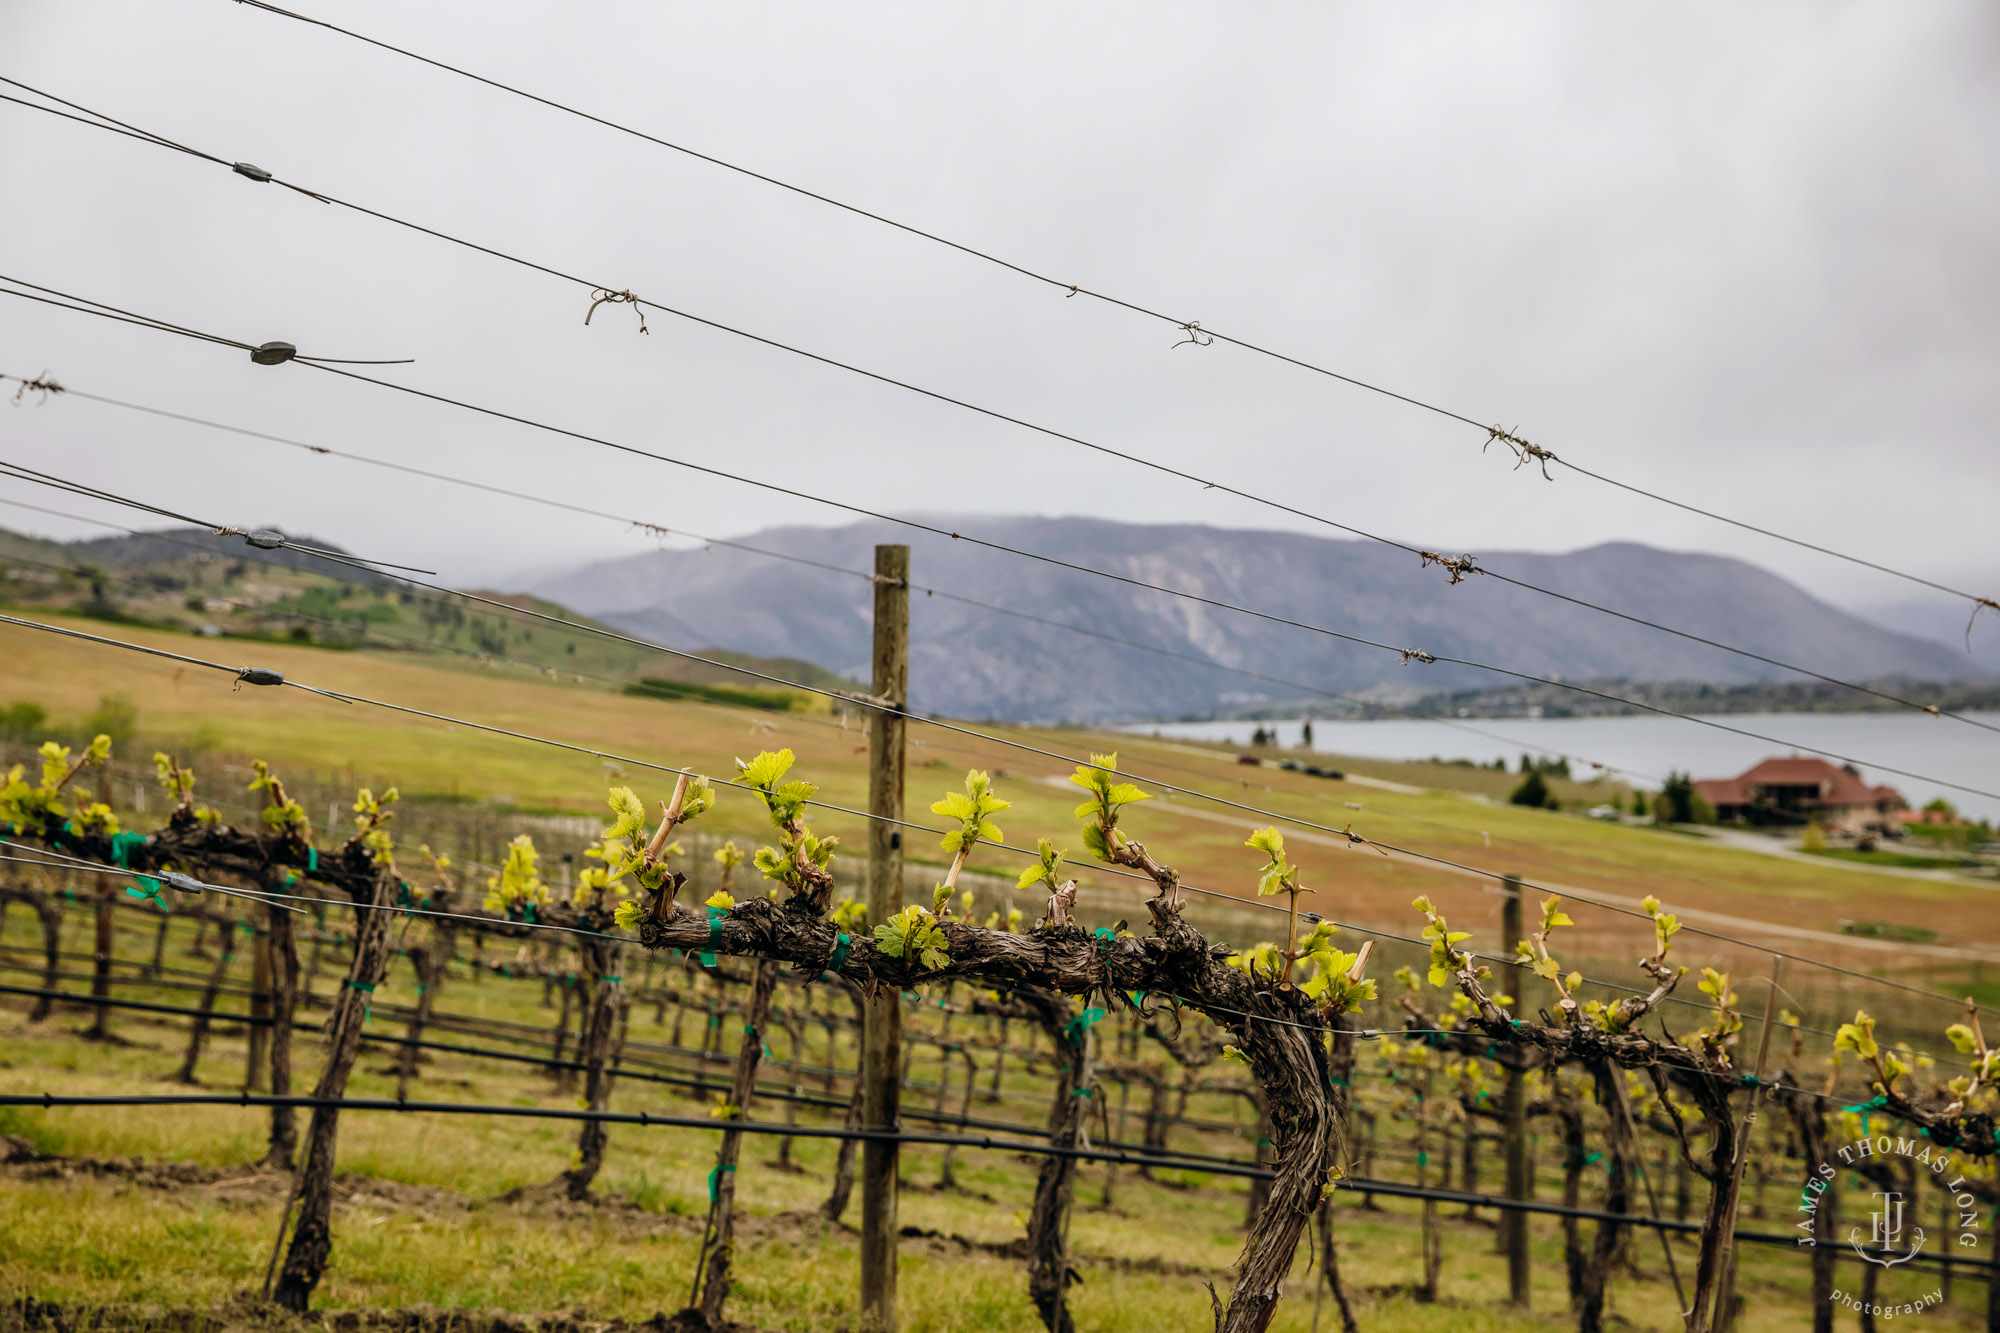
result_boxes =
[585,288,648,334]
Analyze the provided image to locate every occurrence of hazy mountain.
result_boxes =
[532,518,1985,723]
[1852,597,2000,678]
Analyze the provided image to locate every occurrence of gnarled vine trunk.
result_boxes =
[394,928,453,1103]
[147,908,171,977]
[1244,1088,1273,1228]
[1414,1065,1440,1303]
[301,905,328,997]
[1024,991,1091,1333]
[1317,1021,1361,1332]
[774,1008,808,1172]
[274,868,396,1312]
[937,1043,977,1190]
[821,984,868,1221]
[1553,1079,1588,1307]
[822,1078,865,1220]
[550,969,577,1090]
[85,880,114,1040]
[1676,1074,1740,1333]
[1577,1060,1635,1333]
[1137,1071,1168,1178]
[988,1015,1009,1101]
[264,889,301,1168]
[1220,989,1342,1332]
[561,936,625,1200]
[694,957,780,1327]
[9,887,63,1021]
[177,910,238,1084]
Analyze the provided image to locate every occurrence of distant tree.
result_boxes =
[1300,719,1314,748]
[1657,772,1690,823]
[82,693,138,749]
[1631,789,1650,818]
[1654,771,1713,825]
[1509,768,1555,810]
[0,701,48,742]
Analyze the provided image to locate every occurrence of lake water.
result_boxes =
[1126,711,2000,824]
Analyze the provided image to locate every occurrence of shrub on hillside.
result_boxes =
[1509,768,1557,810]
[0,701,48,742]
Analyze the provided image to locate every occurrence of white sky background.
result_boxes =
[1,2,1996,655]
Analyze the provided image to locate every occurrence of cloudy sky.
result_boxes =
[2,2,1996,659]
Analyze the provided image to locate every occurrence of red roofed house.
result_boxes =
[1693,757,1905,834]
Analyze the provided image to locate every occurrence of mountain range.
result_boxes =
[531,518,1984,723]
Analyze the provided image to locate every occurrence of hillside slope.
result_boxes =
[0,524,851,699]
[533,517,1978,721]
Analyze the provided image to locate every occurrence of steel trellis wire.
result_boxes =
[0,846,1971,1115]
[9,272,1996,810]
[5,827,1989,1073]
[0,979,1264,1157]
[0,81,1986,731]
[12,275,2000,824]
[223,0,2000,626]
[0,371,1877,838]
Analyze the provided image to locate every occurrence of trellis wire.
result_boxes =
[10,275,1996,810]
[0,979,1263,1159]
[223,0,2000,624]
[0,377,1863,846]
[0,82,1982,735]
[0,838,1967,1093]
[0,372,1657,787]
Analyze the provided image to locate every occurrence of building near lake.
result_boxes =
[1693,757,1905,834]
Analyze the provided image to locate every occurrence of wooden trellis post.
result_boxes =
[1500,875,1530,1307]
[860,543,908,1333]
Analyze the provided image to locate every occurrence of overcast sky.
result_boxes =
[2,2,1996,658]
